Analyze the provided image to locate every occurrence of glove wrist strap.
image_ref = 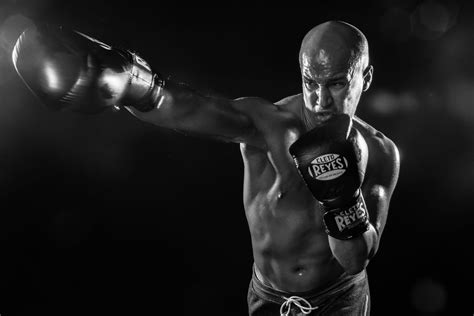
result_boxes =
[117,50,166,112]
[322,191,370,240]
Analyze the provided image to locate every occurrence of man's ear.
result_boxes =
[362,65,373,92]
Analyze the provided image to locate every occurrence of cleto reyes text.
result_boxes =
[334,202,367,231]
[308,153,348,180]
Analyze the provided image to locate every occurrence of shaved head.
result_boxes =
[298,21,373,124]
[299,21,369,74]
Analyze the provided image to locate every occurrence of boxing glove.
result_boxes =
[12,24,165,114]
[289,114,370,240]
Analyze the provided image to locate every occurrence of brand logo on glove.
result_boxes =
[308,153,348,181]
[334,202,367,232]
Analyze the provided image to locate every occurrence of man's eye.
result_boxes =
[331,82,346,89]
[304,79,317,88]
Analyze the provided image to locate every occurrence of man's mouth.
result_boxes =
[314,111,335,123]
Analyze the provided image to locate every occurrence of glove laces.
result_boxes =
[280,295,319,316]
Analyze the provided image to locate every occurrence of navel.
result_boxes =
[294,266,306,277]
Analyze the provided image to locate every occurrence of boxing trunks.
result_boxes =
[247,264,370,315]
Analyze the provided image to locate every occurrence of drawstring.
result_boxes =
[280,295,319,316]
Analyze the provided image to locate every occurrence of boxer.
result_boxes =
[13,20,400,315]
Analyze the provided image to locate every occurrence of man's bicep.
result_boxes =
[363,140,400,238]
[167,95,260,144]
[363,185,391,237]
[173,96,267,147]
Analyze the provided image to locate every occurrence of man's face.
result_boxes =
[300,49,370,121]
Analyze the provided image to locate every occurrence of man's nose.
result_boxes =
[316,85,332,109]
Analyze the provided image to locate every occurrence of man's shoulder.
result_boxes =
[274,93,303,109]
[354,116,398,158]
[233,94,302,114]
[232,95,301,133]
[354,116,400,187]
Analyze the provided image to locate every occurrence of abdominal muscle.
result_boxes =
[244,167,345,293]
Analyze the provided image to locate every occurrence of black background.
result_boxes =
[0,0,473,315]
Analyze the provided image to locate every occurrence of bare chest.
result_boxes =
[240,120,326,254]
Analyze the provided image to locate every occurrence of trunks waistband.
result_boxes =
[250,264,367,306]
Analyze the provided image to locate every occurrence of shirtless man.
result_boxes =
[13,20,400,315]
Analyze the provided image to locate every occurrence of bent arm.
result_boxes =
[329,138,400,274]
[125,80,265,147]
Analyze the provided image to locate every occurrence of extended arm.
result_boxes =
[11,24,266,147]
[125,80,263,146]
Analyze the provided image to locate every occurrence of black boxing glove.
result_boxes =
[289,114,370,240]
[12,24,165,114]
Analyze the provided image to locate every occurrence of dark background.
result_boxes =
[0,0,473,315]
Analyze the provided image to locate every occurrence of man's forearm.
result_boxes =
[128,80,217,128]
[125,79,256,142]
[328,224,379,274]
